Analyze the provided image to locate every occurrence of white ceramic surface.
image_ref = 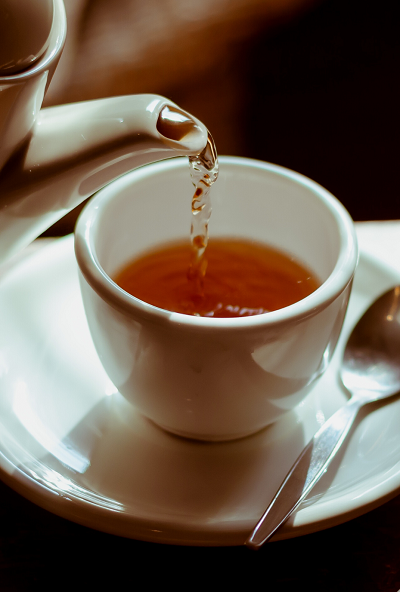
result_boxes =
[0,0,54,75]
[0,236,399,545]
[0,0,208,265]
[0,0,65,173]
[75,157,357,440]
[0,90,208,265]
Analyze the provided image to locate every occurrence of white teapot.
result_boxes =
[0,0,208,263]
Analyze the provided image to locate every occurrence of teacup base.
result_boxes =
[153,419,270,442]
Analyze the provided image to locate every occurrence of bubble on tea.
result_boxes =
[188,133,218,301]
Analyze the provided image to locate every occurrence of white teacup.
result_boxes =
[75,156,358,441]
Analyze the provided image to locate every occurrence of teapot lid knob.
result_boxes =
[0,0,54,75]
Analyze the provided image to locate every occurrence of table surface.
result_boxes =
[1,222,400,591]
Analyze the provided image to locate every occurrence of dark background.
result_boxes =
[43,0,400,238]
[242,0,400,221]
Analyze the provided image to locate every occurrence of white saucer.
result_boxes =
[0,235,400,546]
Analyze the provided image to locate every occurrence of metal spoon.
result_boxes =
[246,286,400,549]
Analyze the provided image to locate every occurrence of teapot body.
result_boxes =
[0,0,208,264]
[0,0,66,173]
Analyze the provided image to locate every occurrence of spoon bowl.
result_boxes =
[246,286,400,549]
[341,286,400,395]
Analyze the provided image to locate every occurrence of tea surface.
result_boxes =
[114,238,320,318]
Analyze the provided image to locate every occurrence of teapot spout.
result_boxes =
[0,94,208,264]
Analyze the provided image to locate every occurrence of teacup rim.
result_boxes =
[75,156,358,332]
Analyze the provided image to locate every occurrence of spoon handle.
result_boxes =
[246,397,361,549]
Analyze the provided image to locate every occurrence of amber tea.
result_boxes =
[114,129,319,318]
[114,238,320,318]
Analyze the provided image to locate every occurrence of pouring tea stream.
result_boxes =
[0,0,209,264]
